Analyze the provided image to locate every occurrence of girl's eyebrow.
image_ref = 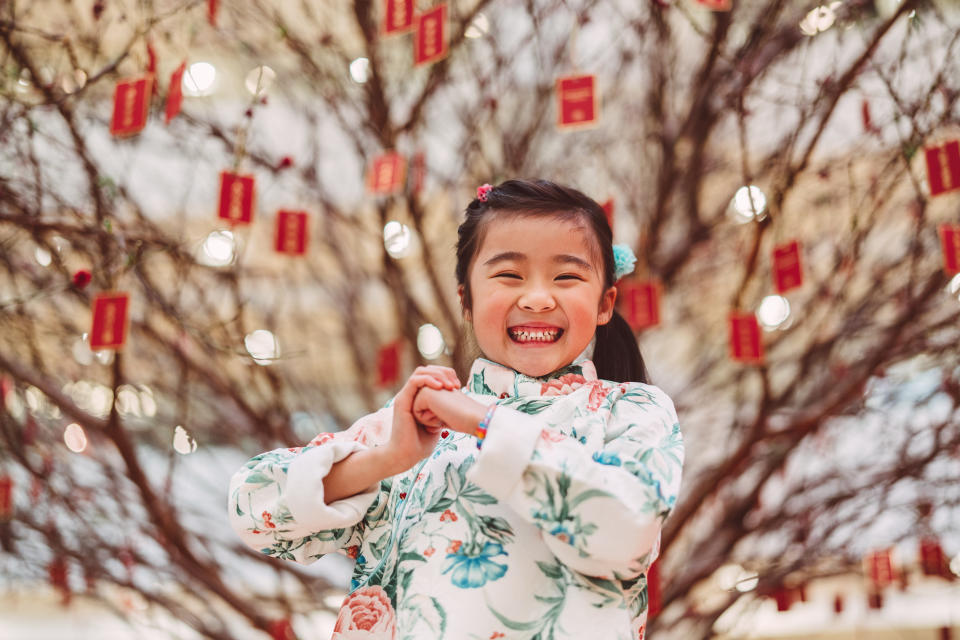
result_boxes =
[483,251,593,270]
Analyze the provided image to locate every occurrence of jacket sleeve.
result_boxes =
[466,383,683,579]
[227,406,393,565]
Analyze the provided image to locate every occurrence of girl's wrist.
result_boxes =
[422,388,487,434]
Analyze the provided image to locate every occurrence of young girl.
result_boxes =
[228,180,683,640]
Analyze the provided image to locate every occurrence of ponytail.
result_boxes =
[593,310,649,384]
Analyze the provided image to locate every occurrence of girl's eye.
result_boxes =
[556,274,584,281]
[494,273,521,279]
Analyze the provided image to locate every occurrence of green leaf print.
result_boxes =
[471,371,495,396]
[511,398,554,414]
[429,597,448,636]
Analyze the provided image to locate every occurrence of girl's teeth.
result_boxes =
[509,328,560,342]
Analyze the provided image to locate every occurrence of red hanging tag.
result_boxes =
[940,224,960,275]
[773,587,792,612]
[165,62,186,124]
[867,590,883,609]
[275,210,308,256]
[383,0,414,35]
[0,475,12,521]
[601,199,614,235]
[49,557,71,605]
[556,74,599,129]
[217,171,255,224]
[208,0,218,26]
[919,538,949,578]
[414,4,448,66]
[729,312,763,364]
[833,594,844,614]
[772,240,804,293]
[646,560,661,619]
[109,76,152,137]
[695,0,732,10]
[865,548,894,589]
[367,152,407,195]
[619,280,661,330]
[376,341,401,388]
[410,151,426,194]
[90,292,130,351]
[269,619,296,640]
[925,140,960,196]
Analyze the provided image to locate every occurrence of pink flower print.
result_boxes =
[440,509,458,522]
[286,447,302,453]
[491,633,506,639]
[540,428,565,444]
[310,432,334,446]
[332,585,397,639]
[416,473,425,482]
[346,545,359,559]
[447,540,462,554]
[423,547,436,557]
[586,381,611,412]
[262,511,276,529]
[636,623,646,640]
[541,373,587,396]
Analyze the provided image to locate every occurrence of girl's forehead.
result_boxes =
[475,214,601,266]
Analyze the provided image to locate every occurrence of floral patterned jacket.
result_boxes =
[228,357,683,640]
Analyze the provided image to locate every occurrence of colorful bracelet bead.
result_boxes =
[475,404,497,449]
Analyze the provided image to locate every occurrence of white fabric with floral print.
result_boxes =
[228,356,683,640]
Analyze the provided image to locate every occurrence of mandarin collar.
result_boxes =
[466,356,598,399]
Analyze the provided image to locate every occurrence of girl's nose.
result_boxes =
[518,285,556,312]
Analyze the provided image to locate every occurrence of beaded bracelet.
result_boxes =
[475,404,497,449]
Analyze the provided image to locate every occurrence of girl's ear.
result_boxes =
[458,284,472,323]
[597,286,617,325]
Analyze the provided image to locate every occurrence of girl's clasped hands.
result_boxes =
[386,366,484,473]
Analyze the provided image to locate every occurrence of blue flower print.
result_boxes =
[549,524,576,545]
[592,451,622,467]
[442,542,508,589]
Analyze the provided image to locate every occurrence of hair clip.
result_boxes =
[613,244,637,281]
[477,183,493,202]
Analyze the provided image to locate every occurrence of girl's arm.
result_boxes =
[415,384,683,580]
[229,366,459,564]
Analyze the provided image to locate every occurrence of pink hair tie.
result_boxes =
[477,183,493,202]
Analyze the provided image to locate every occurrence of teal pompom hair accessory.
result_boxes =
[613,244,637,281]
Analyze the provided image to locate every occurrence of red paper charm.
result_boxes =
[925,140,960,196]
[384,0,414,35]
[940,224,960,274]
[646,560,662,619]
[367,152,407,195]
[556,74,599,129]
[377,341,401,388]
[217,171,255,224]
[269,619,296,640]
[208,0,218,26]
[773,588,792,612]
[110,76,152,138]
[275,210,308,256]
[919,538,951,578]
[414,5,448,66]
[867,590,883,609]
[772,240,804,293]
[49,556,71,605]
[865,548,894,589]
[620,280,661,330]
[601,199,614,235]
[90,292,130,351]
[165,62,186,124]
[696,0,733,10]
[729,312,763,364]
[833,594,844,614]
[0,475,12,520]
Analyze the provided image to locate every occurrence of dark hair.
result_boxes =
[455,179,649,384]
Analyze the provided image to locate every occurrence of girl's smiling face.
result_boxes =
[460,214,617,378]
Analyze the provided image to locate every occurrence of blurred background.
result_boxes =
[1,0,959,638]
